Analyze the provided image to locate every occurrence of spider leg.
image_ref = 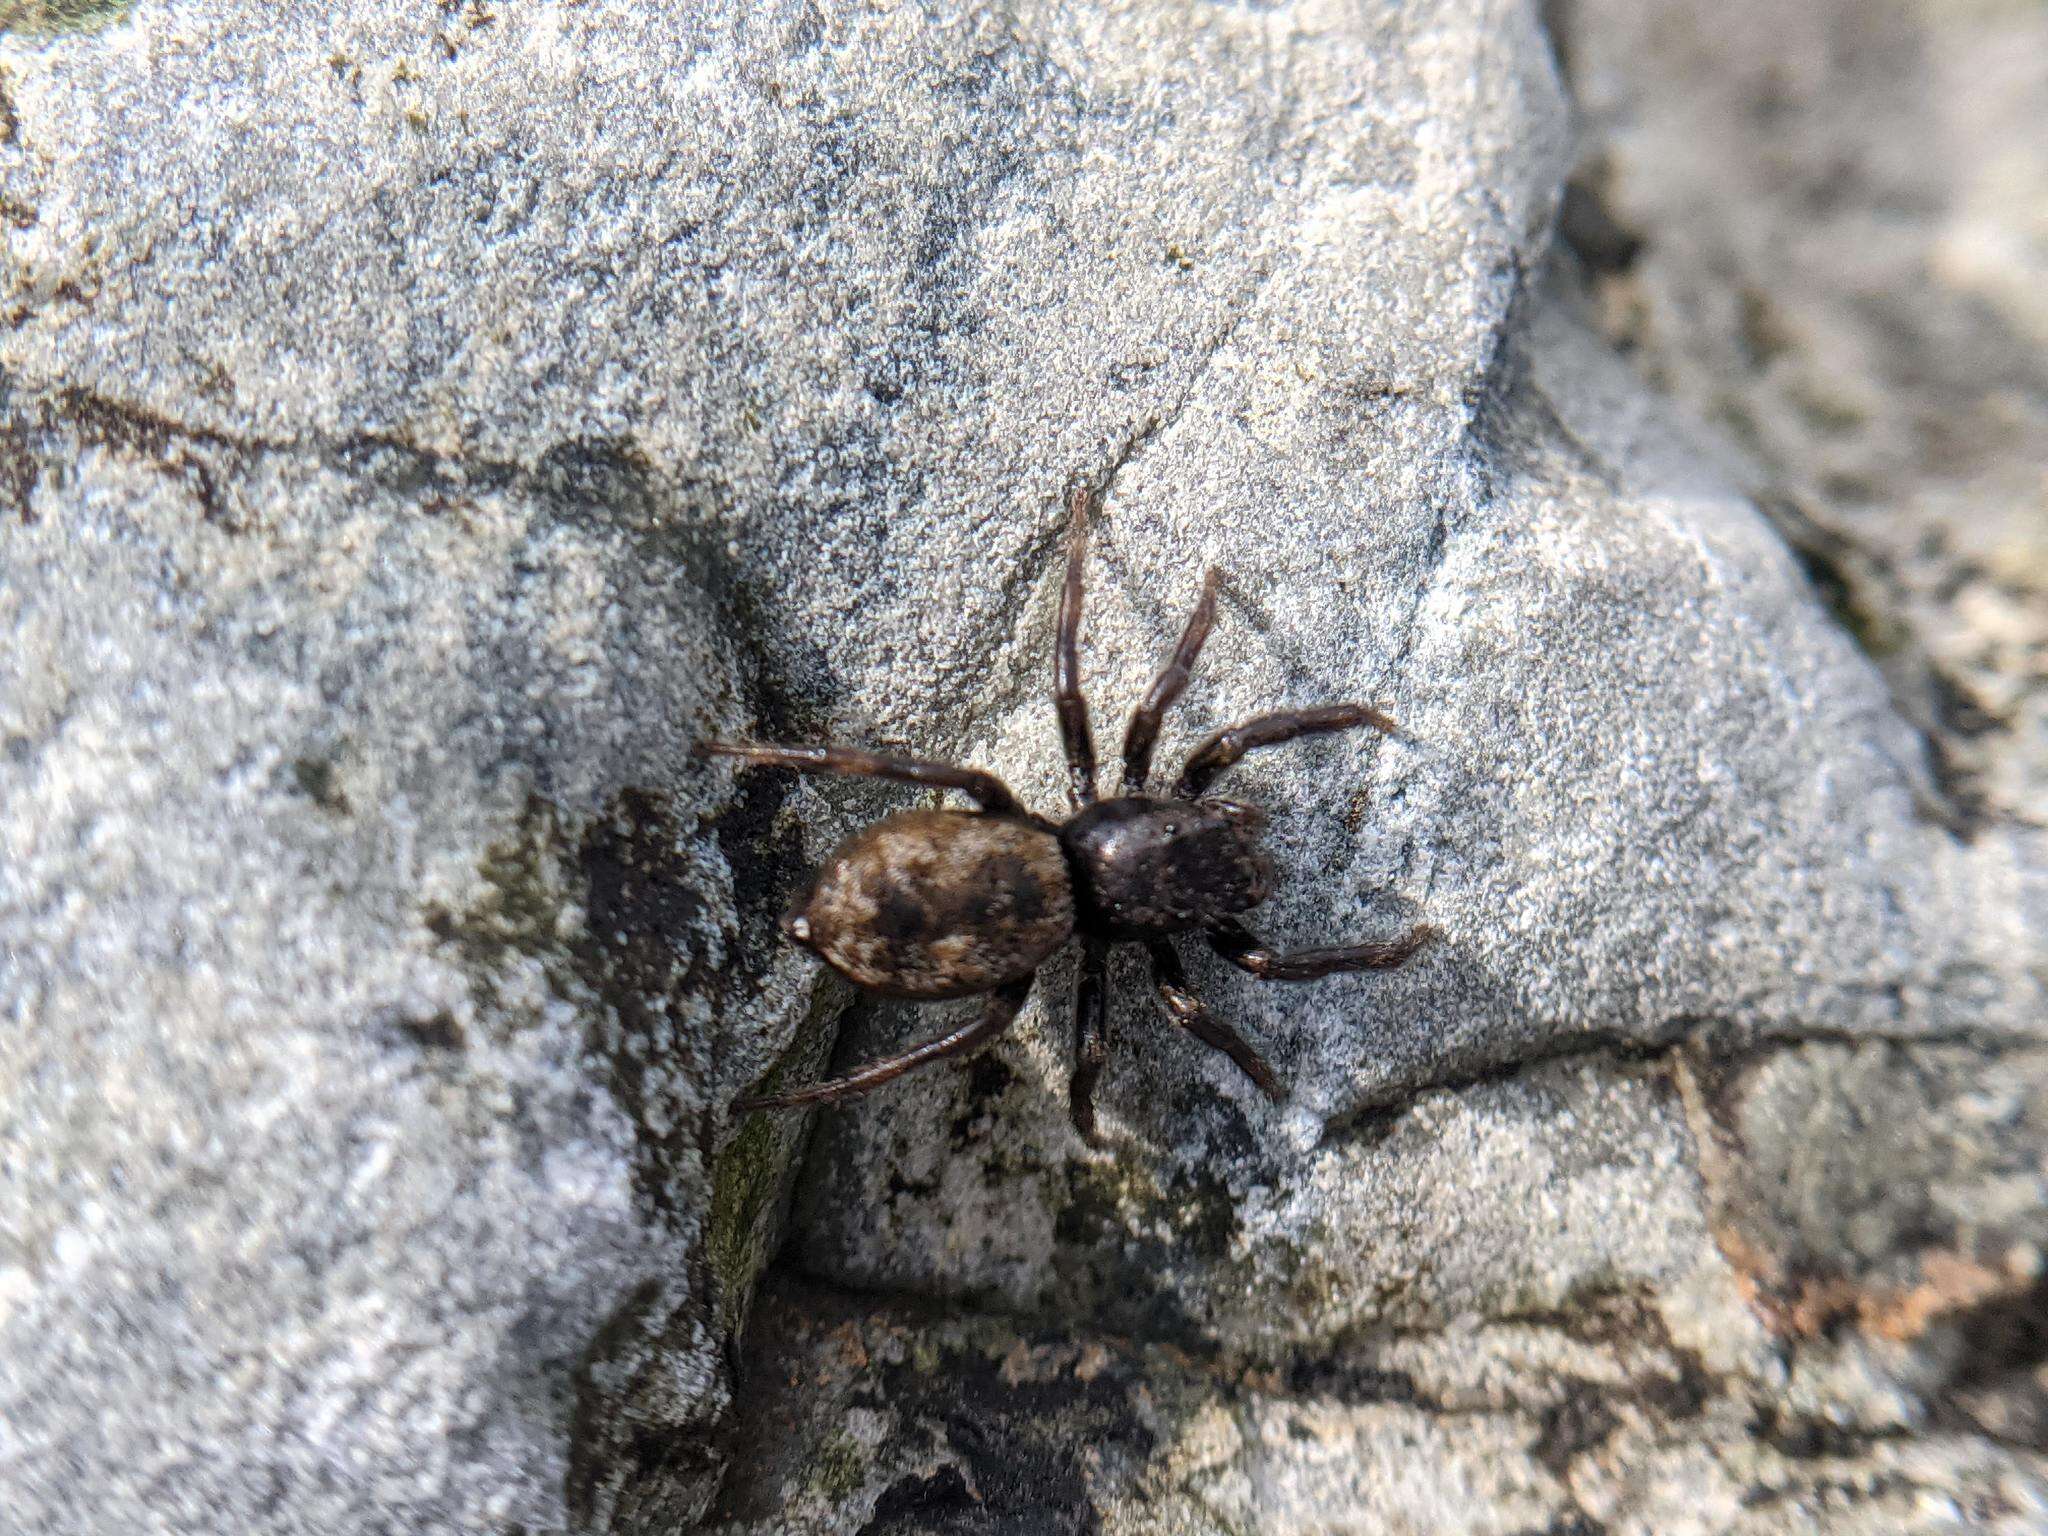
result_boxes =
[1068,938,1110,1144]
[1173,703,1399,799]
[692,741,1030,819]
[1121,566,1221,793]
[734,975,1034,1112]
[1208,915,1435,980]
[1054,483,1099,807]
[1148,942,1283,1099]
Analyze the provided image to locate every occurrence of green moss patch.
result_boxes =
[1,0,134,36]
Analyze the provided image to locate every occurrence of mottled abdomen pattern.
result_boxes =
[788,809,1075,999]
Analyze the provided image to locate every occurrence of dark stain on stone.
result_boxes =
[948,1052,1016,1150]
[1634,1350,1716,1423]
[1052,1168,1212,1351]
[0,419,38,523]
[1044,1089,1274,1343]
[1284,1356,1422,1405]
[717,1275,1150,1534]
[646,489,839,748]
[863,370,907,409]
[1170,1161,1241,1265]
[532,434,658,534]
[421,798,572,975]
[291,755,350,814]
[1922,670,1997,836]
[873,1335,1144,1536]
[708,766,807,986]
[397,1010,464,1052]
[885,1167,941,1202]
[571,787,715,1227]
[1761,495,1906,666]
[1752,494,1994,838]
[854,1466,978,1536]
[6,380,548,533]
[1948,1271,2048,1392]
[566,1280,725,1532]
[327,427,521,503]
[1556,160,1645,277]
[58,386,244,524]
[1532,1387,1622,1476]
[562,787,764,1524]
[1515,1519,1613,1536]
[1935,1271,2048,1450]
[0,387,241,527]
[1757,1401,1890,1462]
[1521,1285,1719,1428]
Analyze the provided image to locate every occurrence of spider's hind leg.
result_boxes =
[1149,942,1283,1099]
[1068,939,1110,1144]
[735,975,1035,1112]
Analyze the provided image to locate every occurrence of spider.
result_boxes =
[696,484,1434,1141]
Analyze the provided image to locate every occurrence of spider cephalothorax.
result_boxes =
[697,484,1433,1141]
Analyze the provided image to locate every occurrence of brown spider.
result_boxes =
[697,485,1434,1140]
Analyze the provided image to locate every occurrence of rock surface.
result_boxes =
[1554,0,2048,830]
[0,2,2042,1535]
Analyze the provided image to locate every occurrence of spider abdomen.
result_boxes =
[1060,794,1274,941]
[783,809,1076,1000]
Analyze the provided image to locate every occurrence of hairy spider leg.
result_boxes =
[1068,938,1110,1144]
[1207,915,1436,980]
[1148,942,1283,1099]
[1054,483,1100,808]
[691,741,1030,820]
[1174,703,1400,799]
[1122,566,1221,794]
[734,975,1036,1112]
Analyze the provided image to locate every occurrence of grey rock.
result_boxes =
[787,230,2042,1351]
[1,0,2043,1534]
[1552,0,2048,828]
[711,1274,2048,1535]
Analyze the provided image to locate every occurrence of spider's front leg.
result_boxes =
[1054,483,1100,807]
[1174,703,1399,798]
[691,741,1032,820]
[1207,915,1435,981]
[1121,566,1220,793]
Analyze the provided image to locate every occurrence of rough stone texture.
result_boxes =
[1553,0,2048,830]
[711,1276,2048,1536]
[0,2,2042,1535]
